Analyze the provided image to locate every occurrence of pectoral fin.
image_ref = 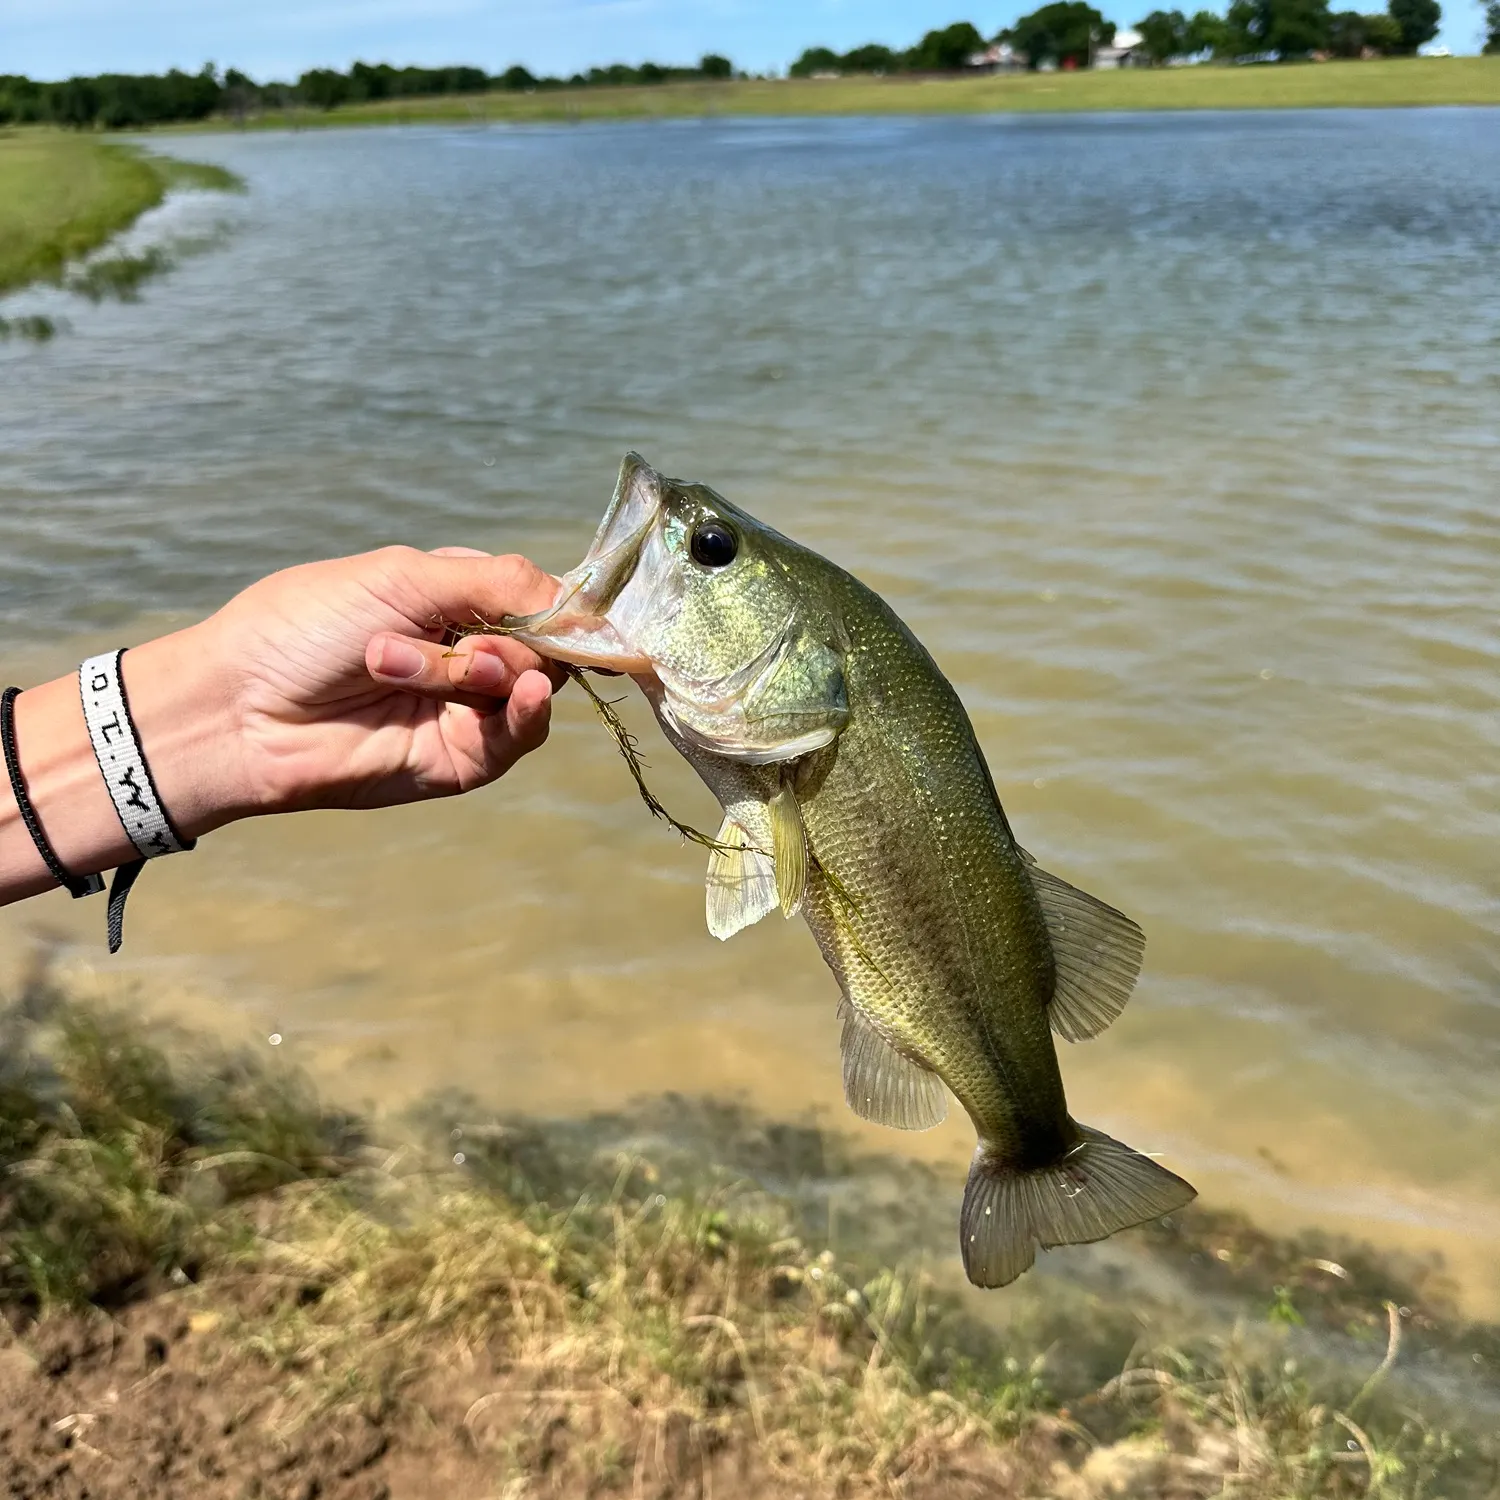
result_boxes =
[705,819,778,940]
[768,781,807,918]
[838,999,947,1131]
[1021,852,1146,1043]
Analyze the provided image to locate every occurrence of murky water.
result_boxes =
[2,112,1497,1308]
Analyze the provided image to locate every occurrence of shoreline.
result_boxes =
[151,56,1500,133]
[0,976,1495,1497]
[0,134,242,322]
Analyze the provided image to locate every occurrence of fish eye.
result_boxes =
[689,520,738,569]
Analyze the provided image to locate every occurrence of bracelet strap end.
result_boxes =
[106,859,145,954]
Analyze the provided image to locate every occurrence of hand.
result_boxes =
[1,546,566,908]
[194,545,567,816]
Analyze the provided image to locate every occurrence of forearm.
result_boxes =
[1,547,561,915]
[0,625,246,907]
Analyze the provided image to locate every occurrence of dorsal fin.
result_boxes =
[1021,853,1146,1043]
[838,999,947,1131]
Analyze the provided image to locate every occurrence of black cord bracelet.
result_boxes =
[1,686,106,900]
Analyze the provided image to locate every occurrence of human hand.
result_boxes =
[125,546,566,831]
[0,546,566,908]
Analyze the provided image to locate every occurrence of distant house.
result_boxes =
[968,42,1028,73]
[1093,28,1148,67]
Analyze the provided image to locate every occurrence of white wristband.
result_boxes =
[78,650,195,861]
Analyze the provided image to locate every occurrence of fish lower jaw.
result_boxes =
[507,626,653,674]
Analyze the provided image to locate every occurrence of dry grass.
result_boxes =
[0,978,1492,1497]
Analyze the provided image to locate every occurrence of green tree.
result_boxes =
[297,68,350,109]
[789,46,842,76]
[496,65,536,90]
[841,42,900,70]
[1137,8,1190,58]
[1003,3,1116,66]
[1185,8,1231,50]
[699,53,733,78]
[1387,0,1440,49]
[1328,9,1403,50]
[1486,0,1500,50]
[1327,8,1366,48]
[907,20,987,69]
[1271,0,1333,52]
[1233,0,1333,53]
[348,61,392,100]
[1221,0,1259,49]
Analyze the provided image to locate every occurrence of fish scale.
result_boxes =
[794,572,1069,1165]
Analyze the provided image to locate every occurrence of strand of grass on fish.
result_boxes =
[497,454,1196,1289]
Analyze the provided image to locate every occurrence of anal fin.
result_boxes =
[705,819,777,940]
[1023,856,1146,1043]
[838,999,947,1131]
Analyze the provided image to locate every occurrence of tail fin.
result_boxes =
[960,1124,1195,1289]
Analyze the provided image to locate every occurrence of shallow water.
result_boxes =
[2,112,1497,1309]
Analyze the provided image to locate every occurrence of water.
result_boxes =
[2,111,1497,1309]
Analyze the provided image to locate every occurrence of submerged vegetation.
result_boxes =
[0,969,1495,1496]
[64,246,173,302]
[0,133,242,306]
[0,313,56,341]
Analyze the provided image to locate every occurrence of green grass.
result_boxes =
[0,131,243,296]
[0,975,1494,1496]
[204,57,1500,132]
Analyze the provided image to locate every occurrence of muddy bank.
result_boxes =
[0,973,1495,1498]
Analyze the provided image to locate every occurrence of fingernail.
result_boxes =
[374,637,424,679]
[462,651,506,692]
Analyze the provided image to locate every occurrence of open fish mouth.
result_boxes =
[502,453,665,672]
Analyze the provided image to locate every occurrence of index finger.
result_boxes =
[386,549,561,625]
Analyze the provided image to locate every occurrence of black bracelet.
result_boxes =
[1,686,106,900]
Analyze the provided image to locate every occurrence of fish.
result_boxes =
[504,453,1196,1287]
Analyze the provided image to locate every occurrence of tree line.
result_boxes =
[0,0,1466,134]
[1134,0,1440,61]
[0,54,736,130]
[793,0,1441,73]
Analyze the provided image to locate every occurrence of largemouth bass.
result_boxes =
[506,454,1195,1287]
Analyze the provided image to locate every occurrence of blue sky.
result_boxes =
[1,0,1485,82]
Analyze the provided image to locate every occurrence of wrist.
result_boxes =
[0,624,249,908]
[119,621,256,838]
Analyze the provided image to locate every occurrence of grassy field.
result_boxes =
[0,131,240,298]
[211,56,1500,132]
[0,972,1494,1497]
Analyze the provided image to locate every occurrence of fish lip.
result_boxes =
[499,453,662,672]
